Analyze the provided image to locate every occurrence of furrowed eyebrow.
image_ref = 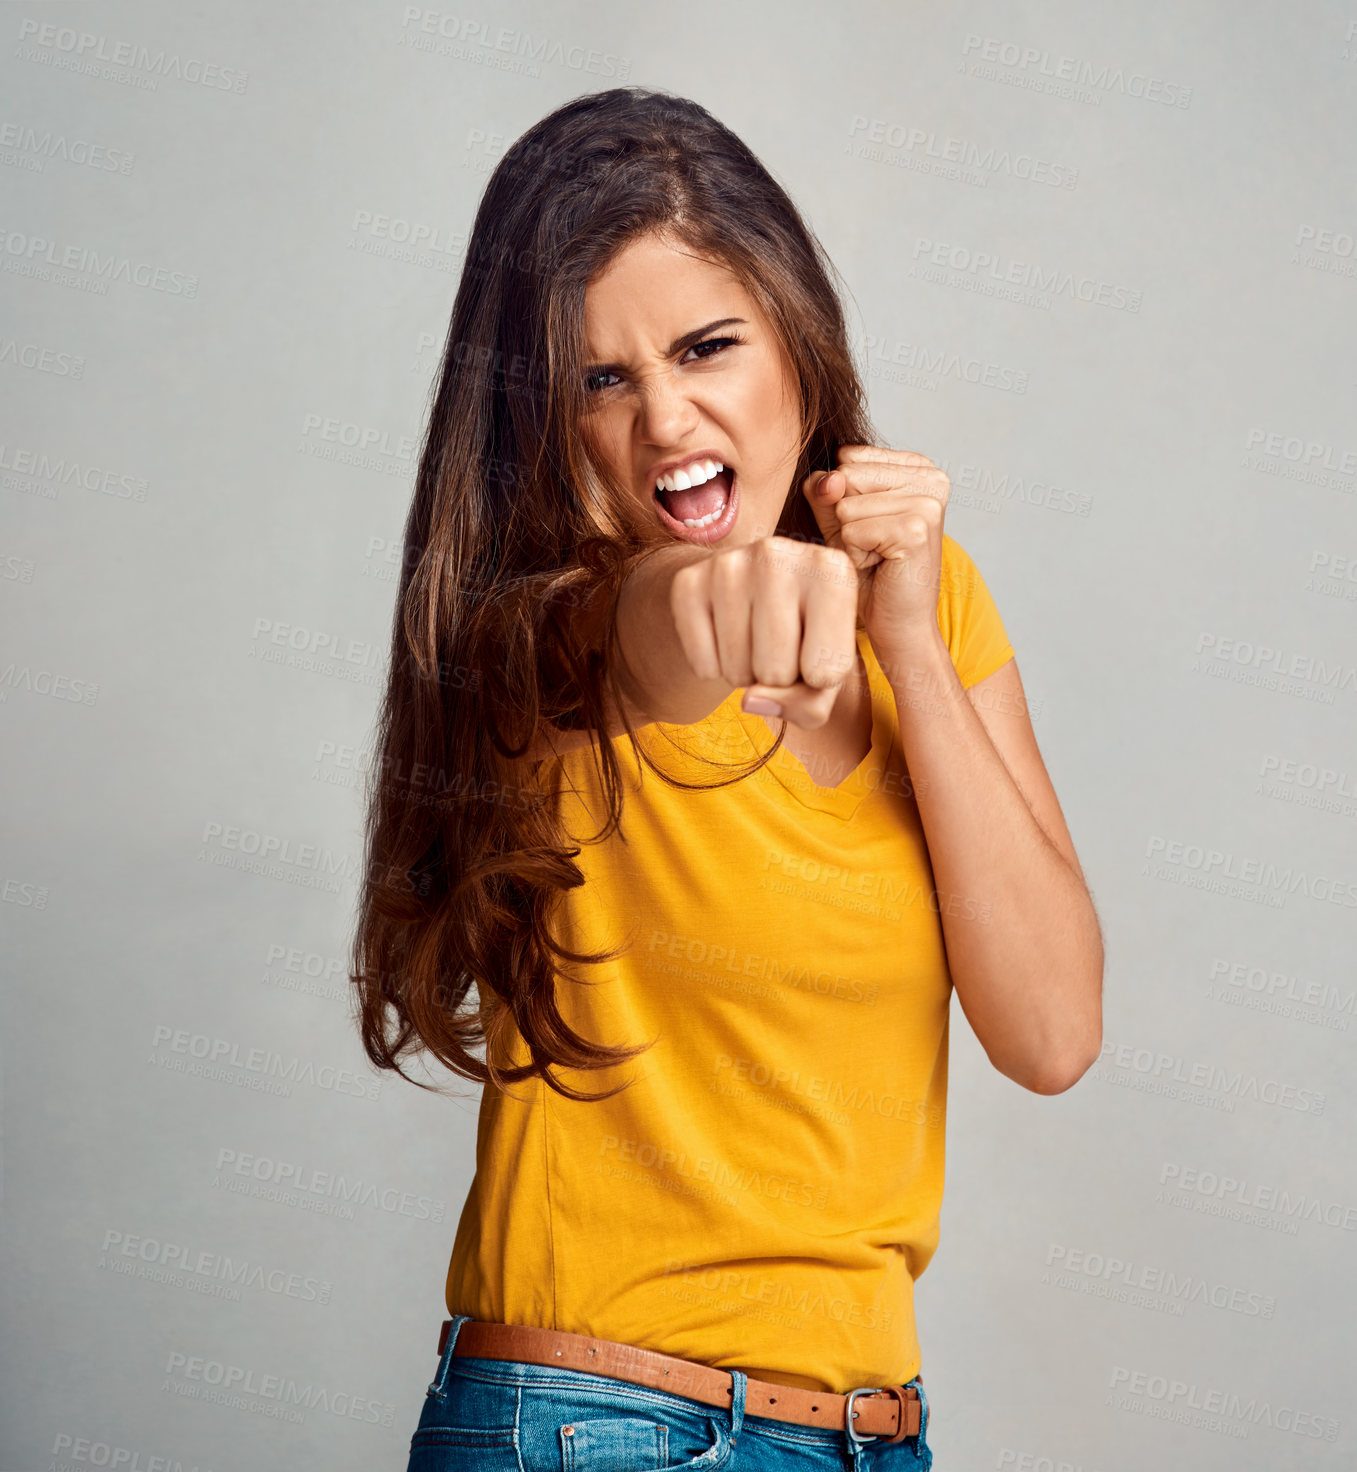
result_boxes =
[583,317,748,376]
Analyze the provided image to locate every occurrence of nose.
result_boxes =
[636,370,699,448]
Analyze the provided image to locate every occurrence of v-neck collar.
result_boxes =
[731,627,895,821]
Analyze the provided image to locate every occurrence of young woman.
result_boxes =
[352,87,1103,1472]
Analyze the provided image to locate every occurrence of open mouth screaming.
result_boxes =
[652,458,737,542]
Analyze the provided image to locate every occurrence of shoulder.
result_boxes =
[935,532,980,633]
[935,531,1015,687]
[939,530,979,587]
[938,530,1006,609]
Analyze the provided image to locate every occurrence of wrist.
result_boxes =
[874,624,957,703]
[616,543,733,726]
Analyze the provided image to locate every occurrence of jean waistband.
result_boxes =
[428,1314,932,1460]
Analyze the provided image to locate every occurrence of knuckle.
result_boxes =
[710,548,748,588]
[805,646,849,689]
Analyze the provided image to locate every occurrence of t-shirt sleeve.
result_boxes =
[936,533,1015,688]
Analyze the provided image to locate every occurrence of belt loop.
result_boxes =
[905,1375,932,1470]
[427,1314,474,1402]
[727,1368,747,1443]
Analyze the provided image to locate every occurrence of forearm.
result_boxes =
[613,543,736,725]
[888,629,1103,1092]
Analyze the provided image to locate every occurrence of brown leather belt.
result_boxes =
[437,1319,921,1443]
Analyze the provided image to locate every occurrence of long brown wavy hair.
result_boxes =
[349,86,880,1103]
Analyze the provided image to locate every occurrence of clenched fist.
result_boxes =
[802,445,949,671]
[669,535,860,728]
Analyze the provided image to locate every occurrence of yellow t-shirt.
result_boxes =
[445,533,1016,1393]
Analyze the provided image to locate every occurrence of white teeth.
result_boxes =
[656,458,723,495]
[680,506,725,528]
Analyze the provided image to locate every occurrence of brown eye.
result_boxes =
[686,335,743,361]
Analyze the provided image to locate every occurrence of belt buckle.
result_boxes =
[844,1386,881,1446]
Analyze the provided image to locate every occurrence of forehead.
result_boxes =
[583,233,753,350]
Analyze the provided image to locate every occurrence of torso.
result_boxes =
[757,644,873,791]
[453,630,947,1395]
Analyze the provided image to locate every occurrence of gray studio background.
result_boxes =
[3,2,1355,1468]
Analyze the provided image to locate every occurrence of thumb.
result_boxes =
[802,468,847,549]
[742,678,839,730]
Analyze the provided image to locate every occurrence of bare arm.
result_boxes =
[521,536,858,766]
[890,639,1104,1094]
[613,543,738,725]
[521,544,735,764]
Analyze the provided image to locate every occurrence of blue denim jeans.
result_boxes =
[407,1316,934,1472]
